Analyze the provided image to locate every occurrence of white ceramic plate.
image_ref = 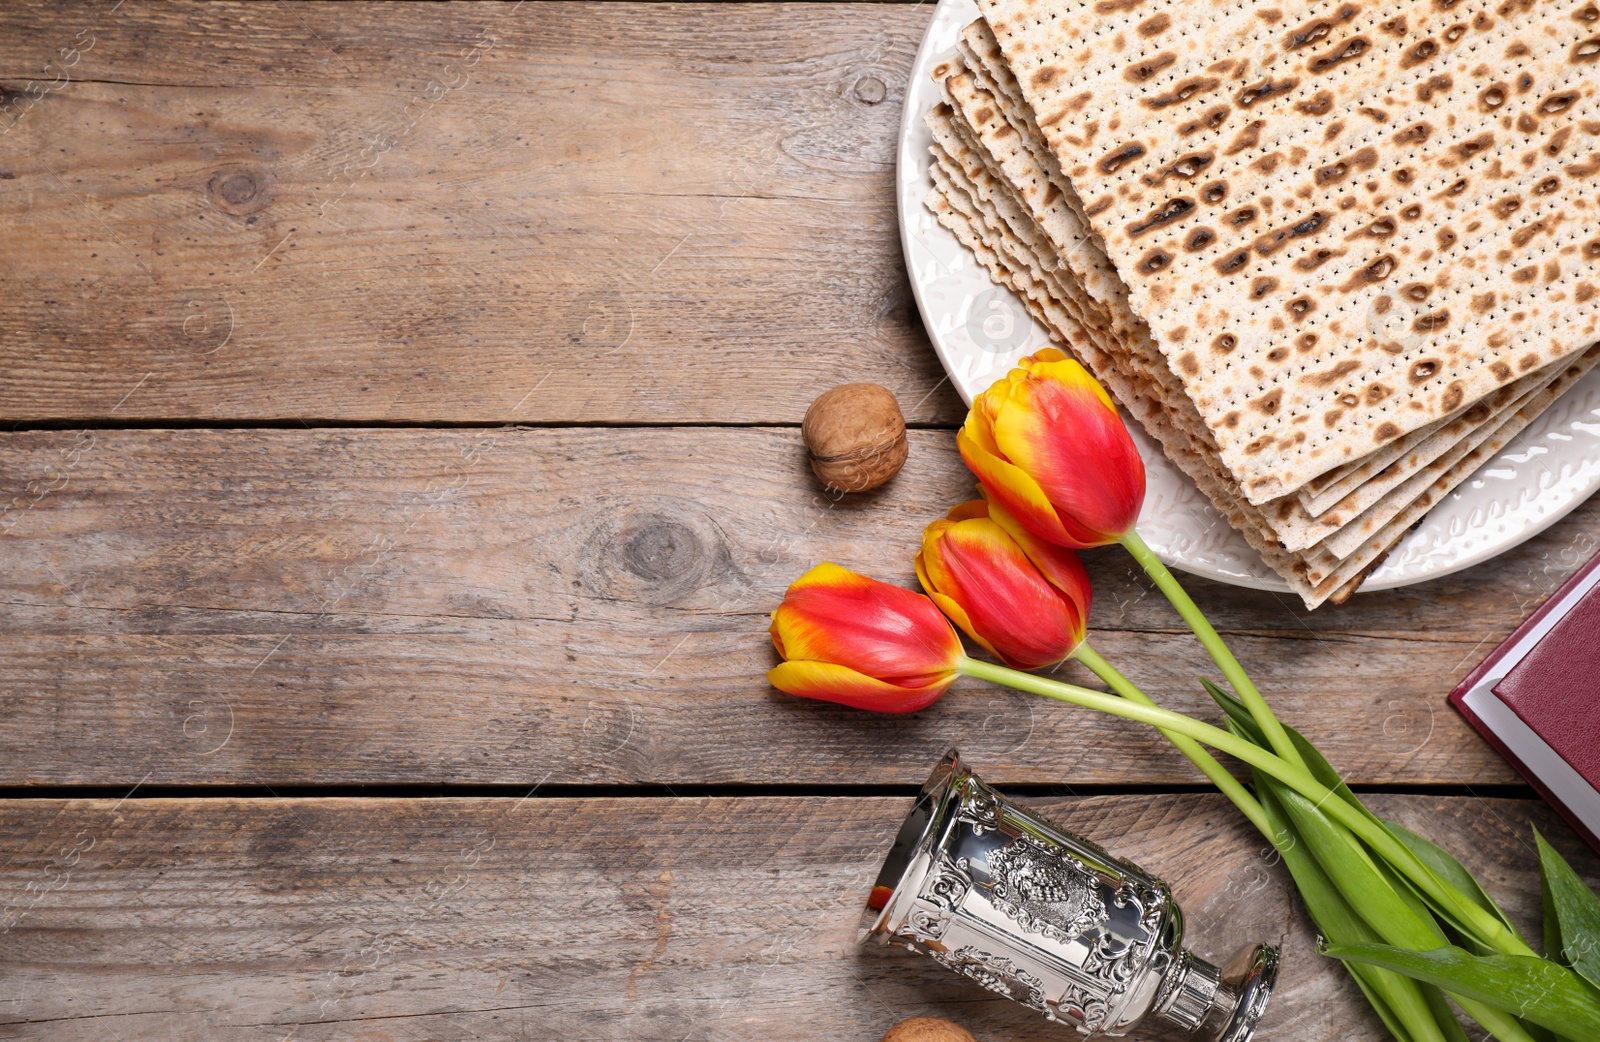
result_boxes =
[899,0,1600,593]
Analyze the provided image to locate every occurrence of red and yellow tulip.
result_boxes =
[768,563,964,713]
[958,349,1145,548]
[916,499,1091,671]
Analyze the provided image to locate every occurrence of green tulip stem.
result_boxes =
[1072,643,1270,836]
[955,656,1535,959]
[1117,528,1305,771]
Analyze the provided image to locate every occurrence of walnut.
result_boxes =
[802,383,908,493]
[881,1017,977,1042]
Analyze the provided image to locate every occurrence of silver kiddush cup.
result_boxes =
[862,751,1279,1040]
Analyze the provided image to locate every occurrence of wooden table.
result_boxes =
[1,3,1596,1039]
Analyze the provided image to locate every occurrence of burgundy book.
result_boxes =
[1449,550,1600,856]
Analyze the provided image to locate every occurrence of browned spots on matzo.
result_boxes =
[1126,196,1194,237]
[1409,359,1441,383]
[1452,132,1496,161]
[1441,381,1465,411]
[1374,422,1402,442]
[1324,408,1345,427]
[1520,352,1541,371]
[1253,152,1285,175]
[1417,74,1454,103]
[1215,249,1250,274]
[1178,103,1232,135]
[1093,0,1146,12]
[1285,14,1337,50]
[1393,121,1433,146]
[1573,36,1600,62]
[1185,227,1217,251]
[1253,388,1284,414]
[1400,38,1440,68]
[1178,351,1199,374]
[1296,93,1336,121]
[1286,296,1314,319]
[1308,35,1369,73]
[1541,92,1579,115]
[1201,180,1228,204]
[1169,326,1190,342]
[1224,120,1265,155]
[1404,282,1432,301]
[1098,143,1146,174]
[1137,248,1173,273]
[1294,247,1343,271]
[1125,52,1178,83]
[1252,276,1280,298]
[1137,12,1171,37]
[1238,77,1300,107]
[1309,359,1363,385]
[1566,155,1600,177]
[1213,332,1238,354]
[1472,291,1497,313]
[1413,310,1451,335]
[1339,253,1397,290]
[1145,151,1215,186]
[1139,78,1209,110]
[1577,282,1597,303]
[1512,220,1551,249]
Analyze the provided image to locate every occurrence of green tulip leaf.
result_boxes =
[1256,782,1462,1042]
[1536,827,1600,991]
[1386,818,1518,937]
[1204,679,1381,825]
[1321,943,1600,1039]
[1266,777,1447,950]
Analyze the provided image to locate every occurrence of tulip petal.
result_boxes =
[771,563,964,680]
[957,427,1075,547]
[989,363,1145,546]
[933,517,1084,669]
[986,496,1094,620]
[928,588,1001,661]
[1026,351,1117,413]
[768,660,952,713]
[946,499,990,523]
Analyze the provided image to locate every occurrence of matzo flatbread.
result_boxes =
[976,0,1600,503]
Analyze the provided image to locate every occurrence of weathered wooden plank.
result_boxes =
[0,1,961,424]
[0,793,1591,1040]
[4,427,1594,787]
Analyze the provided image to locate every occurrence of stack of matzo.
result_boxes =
[927,0,1600,607]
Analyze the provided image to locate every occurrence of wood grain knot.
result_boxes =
[207,166,271,216]
[623,520,703,583]
[581,510,724,606]
[853,76,887,105]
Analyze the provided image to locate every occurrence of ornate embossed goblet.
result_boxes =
[862,751,1279,1040]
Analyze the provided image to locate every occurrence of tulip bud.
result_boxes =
[957,349,1145,549]
[916,499,1092,671]
[768,563,965,713]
